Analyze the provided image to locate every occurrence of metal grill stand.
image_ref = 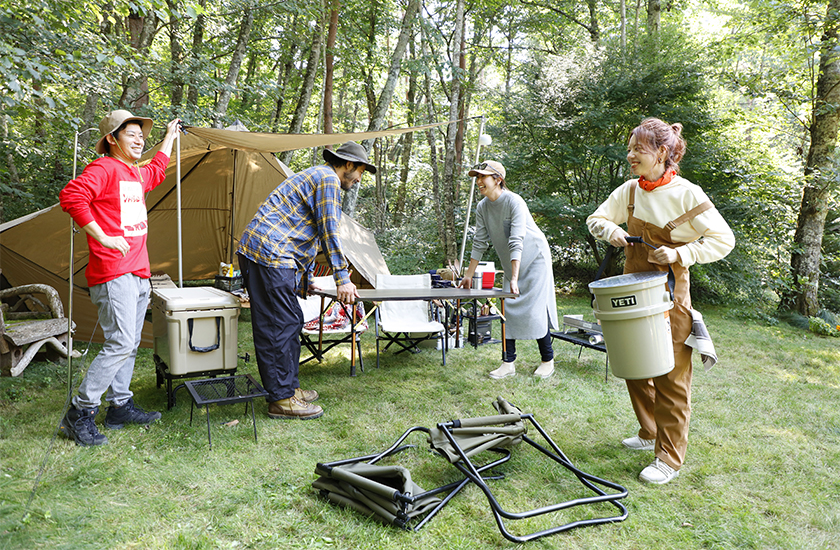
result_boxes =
[185,374,267,449]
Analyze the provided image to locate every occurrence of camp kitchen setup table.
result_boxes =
[309,287,517,376]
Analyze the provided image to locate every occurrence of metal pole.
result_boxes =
[176,131,183,287]
[67,128,95,395]
[458,116,486,275]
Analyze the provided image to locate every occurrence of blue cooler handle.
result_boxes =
[187,317,221,353]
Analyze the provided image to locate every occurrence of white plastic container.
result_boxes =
[151,287,240,375]
[588,272,674,379]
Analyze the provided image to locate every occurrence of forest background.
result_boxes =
[1,0,839,328]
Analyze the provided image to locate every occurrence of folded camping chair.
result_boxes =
[298,275,366,374]
[429,397,629,543]
[313,425,511,531]
[373,273,446,369]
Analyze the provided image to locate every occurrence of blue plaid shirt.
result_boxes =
[237,165,350,296]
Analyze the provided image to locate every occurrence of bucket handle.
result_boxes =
[187,317,221,353]
[592,237,675,303]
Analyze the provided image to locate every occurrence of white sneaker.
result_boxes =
[622,435,655,451]
[533,359,554,378]
[489,362,515,379]
[639,458,679,484]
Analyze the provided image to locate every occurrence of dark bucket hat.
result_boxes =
[322,141,378,174]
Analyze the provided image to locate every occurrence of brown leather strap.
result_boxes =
[665,201,714,231]
[628,182,636,215]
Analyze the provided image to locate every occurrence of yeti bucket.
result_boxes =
[588,272,674,379]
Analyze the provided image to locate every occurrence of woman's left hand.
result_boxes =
[651,246,678,265]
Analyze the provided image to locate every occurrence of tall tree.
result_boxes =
[783,0,840,315]
[213,2,255,127]
[323,1,340,137]
[441,0,465,264]
[344,0,421,216]
[279,12,326,165]
[186,0,207,108]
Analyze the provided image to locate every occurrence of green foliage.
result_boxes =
[808,315,839,337]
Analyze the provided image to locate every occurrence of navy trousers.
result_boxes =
[238,255,302,402]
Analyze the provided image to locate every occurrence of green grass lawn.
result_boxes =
[1,297,838,549]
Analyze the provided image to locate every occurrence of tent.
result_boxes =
[0,122,441,346]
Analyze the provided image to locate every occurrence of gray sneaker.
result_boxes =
[60,405,108,446]
[104,398,162,430]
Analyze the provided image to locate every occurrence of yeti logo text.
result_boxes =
[611,295,637,308]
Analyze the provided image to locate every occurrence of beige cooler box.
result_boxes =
[151,287,240,375]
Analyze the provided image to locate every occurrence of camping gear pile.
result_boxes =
[313,397,628,543]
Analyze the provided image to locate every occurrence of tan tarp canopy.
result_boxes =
[0,122,442,346]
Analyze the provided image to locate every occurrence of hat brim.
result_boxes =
[323,148,377,174]
[95,117,154,155]
[468,169,496,177]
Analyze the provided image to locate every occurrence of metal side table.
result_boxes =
[185,374,268,449]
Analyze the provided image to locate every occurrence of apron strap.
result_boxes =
[665,201,714,231]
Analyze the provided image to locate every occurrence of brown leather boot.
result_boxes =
[268,395,324,420]
[294,387,319,403]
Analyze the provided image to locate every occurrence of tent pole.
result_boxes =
[229,150,237,266]
[176,130,183,287]
[67,128,94,396]
[457,116,486,276]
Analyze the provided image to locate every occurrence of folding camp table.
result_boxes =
[310,287,517,375]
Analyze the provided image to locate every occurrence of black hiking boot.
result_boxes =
[60,405,108,446]
[104,397,162,430]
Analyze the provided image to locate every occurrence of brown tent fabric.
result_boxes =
[0,122,438,345]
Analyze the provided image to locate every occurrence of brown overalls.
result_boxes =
[623,182,713,470]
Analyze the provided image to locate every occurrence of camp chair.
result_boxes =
[299,275,366,374]
[373,273,446,369]
[313,425,511,532]
[429,397,629,543]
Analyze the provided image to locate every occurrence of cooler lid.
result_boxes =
[152,286,240,311]
[588,271,667,290]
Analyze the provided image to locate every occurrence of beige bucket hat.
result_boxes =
[95,109,154,155]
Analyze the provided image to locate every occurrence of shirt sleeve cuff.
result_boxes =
[333,269,351,287]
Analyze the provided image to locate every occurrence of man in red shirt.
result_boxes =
[59,110,180,446]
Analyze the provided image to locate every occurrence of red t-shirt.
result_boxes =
[59,152,170,286]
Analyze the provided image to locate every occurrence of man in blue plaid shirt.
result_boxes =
[237,142,376,420]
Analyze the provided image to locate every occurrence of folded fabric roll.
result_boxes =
[684,309,717,371]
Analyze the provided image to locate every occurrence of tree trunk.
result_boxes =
[441,0,465,264]
[455,16,467,169]
[186,0,207,107]
[782,0,840,316]
[78,92,100,151]
[271,15,300,133]
[323,3,340,137]
[167,0,185,110]
[119,9,157,110]
[344,0,421,216]
[279,12,326,166]
[646,0,661,36]
[393,38,417,226]
[213,4,255,128]
[620,0,626,52]
[423,30,445,259]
